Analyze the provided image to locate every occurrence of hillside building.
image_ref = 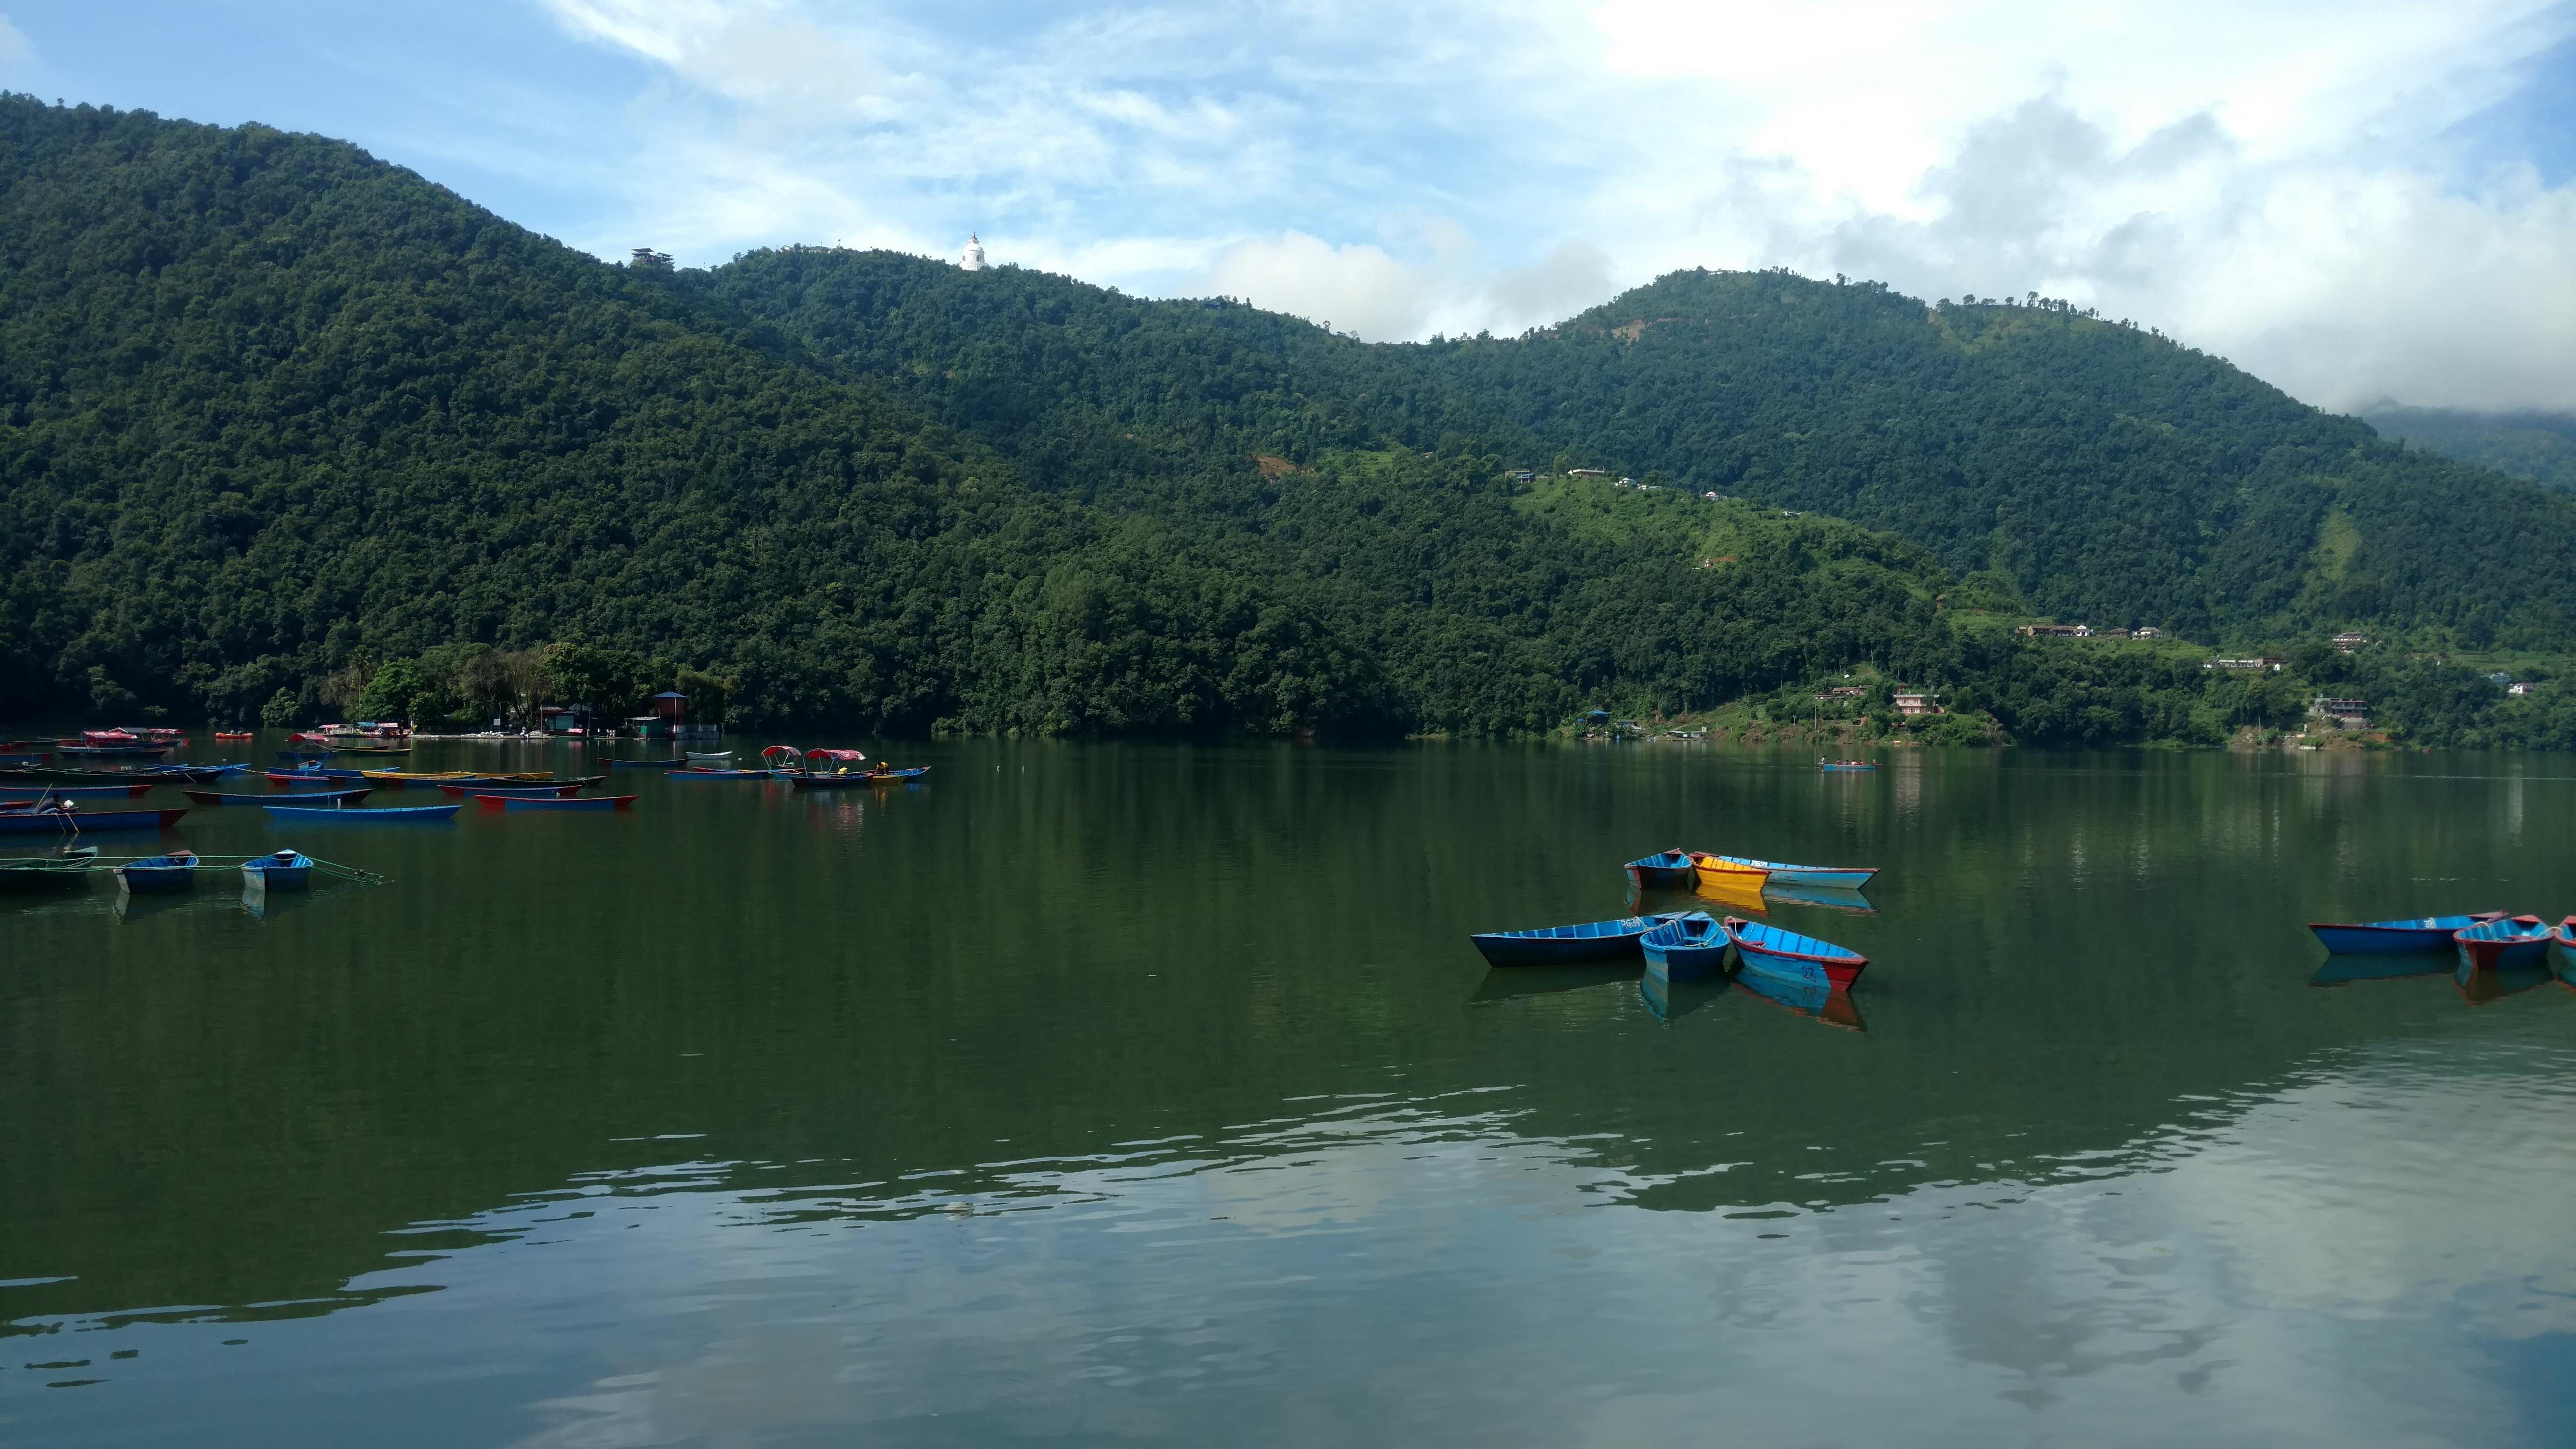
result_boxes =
[960,234,985,271]
[2308,697,2370,730]
[1894,690,1942,717]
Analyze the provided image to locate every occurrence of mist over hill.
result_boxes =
[2362,405,2576,493]
[4,95,2576,748]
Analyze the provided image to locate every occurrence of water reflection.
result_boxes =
[2456,961,2555,1006]
[1732,970,1866,1032]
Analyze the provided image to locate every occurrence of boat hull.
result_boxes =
[2308,912,2504,954]
[261,804,462,822]
[112,854,197,892]
[0,848,98,890]
[1640,913,1730,981]
[1471,914,1679,967]
[186,788,371,807]
[672,769,771,780]
[1688,852,1768,889]
[1623,850,1697,889]
[1722,916,1869,989]
[0,783,156,801]
[266,769,367,784]
[241,853,314,889]
[0,807,188,833]
[1709,856,1878,890]
[473,794,635,811]
[2455,917,2552,972]
[437,782,585,798]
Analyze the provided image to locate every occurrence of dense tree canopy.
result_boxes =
[5,96,2576,747]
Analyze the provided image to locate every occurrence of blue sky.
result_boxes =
[5,1,2574,411]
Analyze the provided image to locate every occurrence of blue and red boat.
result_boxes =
[1639,912,1729,981]
[1623,849,1697,889]
[0,805,189,833]
[240,849,314,889]
[187,787,370,807]
[261,802,461,822]
[2308,911,2507,954]
[0,783,156,802]
[1471,913,1684,967]
[2454,915,2552,972]
[1722,917,1869,989]
[110,848,198,892]
[472,793,636,812]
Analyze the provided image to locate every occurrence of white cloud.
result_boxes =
[520,0,2576,410]
[0,13,35,72]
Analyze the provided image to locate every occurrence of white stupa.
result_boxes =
[960,233,985,271]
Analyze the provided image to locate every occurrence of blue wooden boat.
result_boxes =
[785,764,931,788]
[471,793,636,812]
[1470,912,1683,967]
[1818,760,1877,772]
[671,768,772,780]
[141,764,251,782]
[0,806,189,833]
[2454,915,2552,972]
[0,845,98,891]
[1704,855,1878,890]
[262,802,461,822]
[240,849,314,889]
[1639,912,1729,981]
[0,782,157,802]
[608,757,685,770]
[435,781,585,798]
[2558,916,2576,960]
[1623,849,1696,890]
[111,848,199,892]
[185,787,371,807]
[1723,916,1870,989]
[2308,911,2507,954]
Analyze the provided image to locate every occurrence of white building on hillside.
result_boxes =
[961,234,985,271]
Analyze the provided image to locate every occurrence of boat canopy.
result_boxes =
[760,745,802,764]
[805,749,868,763]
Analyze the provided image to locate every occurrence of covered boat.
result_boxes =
[2453,915,2552,972]
[187,787,371,807]
[111,848,199,892]
[1701,855,1877,890]
[1623,849,1696,890]
[471,793,636,811]
[1470,912,1683,967]
[1640,912,1730,981]
[0,845,99,891]
[240,849,314,890]
[2308,911,2508,954]
[1722,917,1869,989]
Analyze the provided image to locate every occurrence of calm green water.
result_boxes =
[4,741,2575,1446]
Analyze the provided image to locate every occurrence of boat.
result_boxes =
[471,793,637,812]
[1639,912,1730,981]
[434,781,586,798]
[1623,849,1697,890]
[607,757,684,770]
[260,802,462,822]
[1818,759,1877,772]
[55,743,174,759]
[671,767,771,780]
[0,806,190,834]
[138,764,253,783]
[2453,915,2552,972]
[240,849,314,889]
[760,744,808,775]
[1722,916,1869,989]
[186,787,371,807]
[790,764,931,787]
[1687,851,1767,889]
[0,845,99,891]
[266,765,367,784]
[1700,855,1877,890]
[2559,916,2576,960]
[2308,911,2508,955]
[213,730,256,741]
[684,750,734,765]
[111,848,199,892]
[362,769,559,788]
[0,783,156,801]
[1469,912,1685,967]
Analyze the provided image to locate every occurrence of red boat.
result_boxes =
[1721,916,1870,989]
[0,805,189,833]
[2453,915,2552,972]
[214,730,255,741]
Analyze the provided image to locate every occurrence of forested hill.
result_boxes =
[700,251,2576,650]
[5,95,2576,747]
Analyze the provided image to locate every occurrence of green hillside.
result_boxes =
[3,96,2575,748]
[2363,404,2576,492]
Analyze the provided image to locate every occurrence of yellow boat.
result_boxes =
[1690,870,1768,915]
[1688,850,1768,891]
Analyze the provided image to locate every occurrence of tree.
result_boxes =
[357,659,428,724]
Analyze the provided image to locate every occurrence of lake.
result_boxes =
[4,740,2574,1446]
